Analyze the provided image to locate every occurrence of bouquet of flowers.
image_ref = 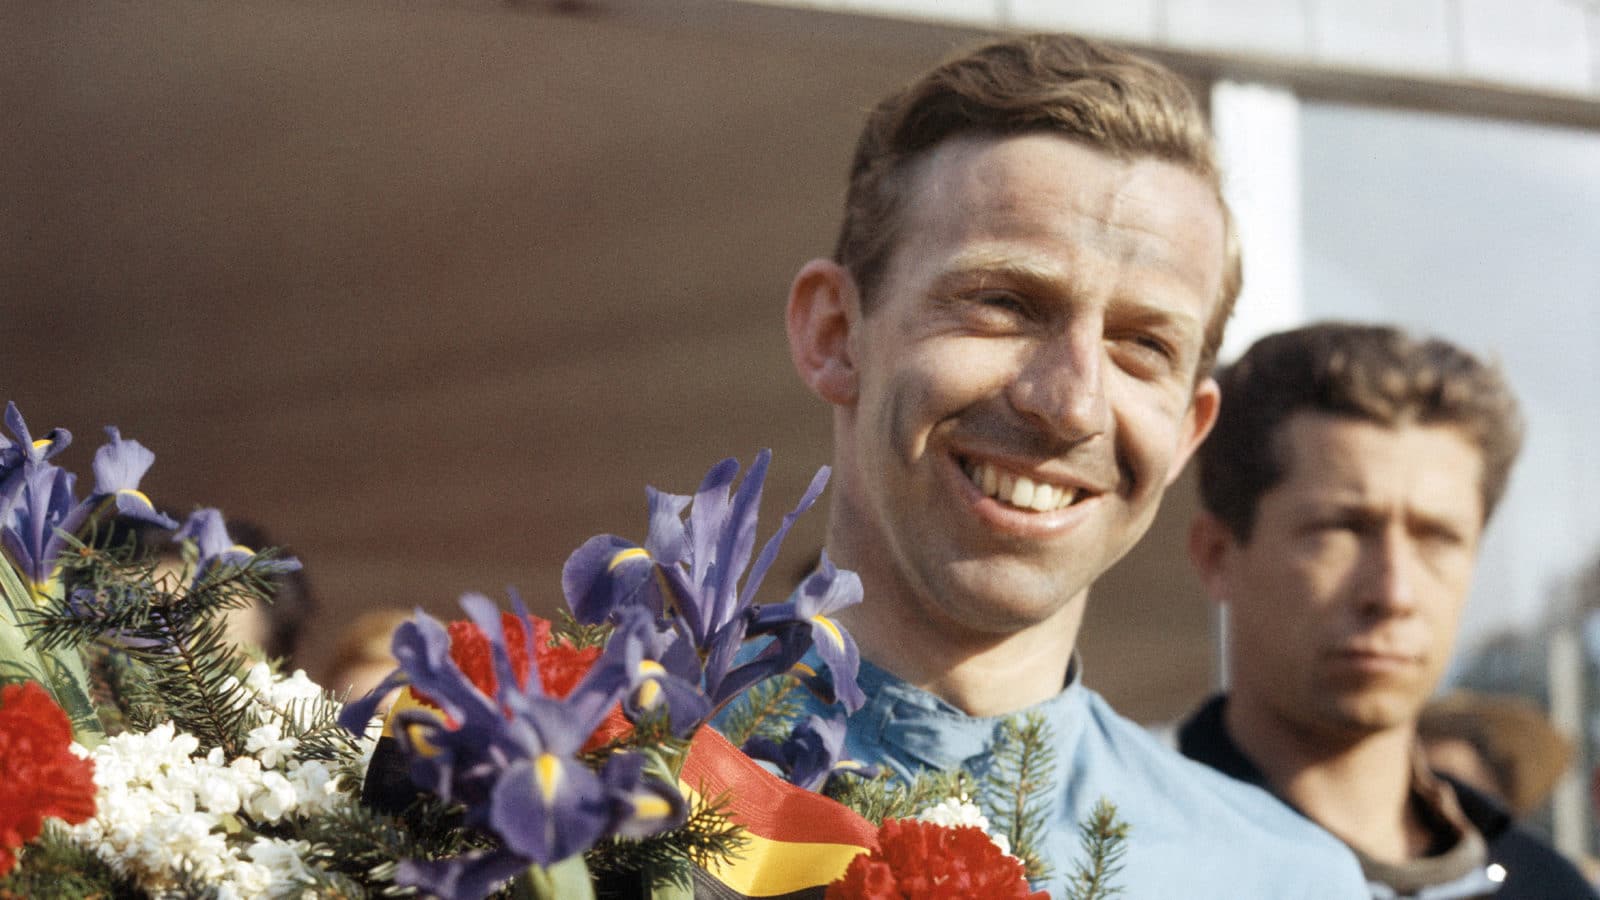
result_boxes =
[0,402,1121,899]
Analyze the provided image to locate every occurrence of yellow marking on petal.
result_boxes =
[790,663,817,679]
[608,548,650,571]
[636,659,666,677]
[810,615,844,650]
[32,439,52,450]
[401,720,442,758]
[379,687,429,738]
[535,753,563,804]
[28,575,60,603]
[229,543,257,557]
[116,488,155,510]
[657,571,681,616]
[632,795,674,821]
[636,679,662,709]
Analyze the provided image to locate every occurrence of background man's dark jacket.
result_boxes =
[1178,695,1598,899]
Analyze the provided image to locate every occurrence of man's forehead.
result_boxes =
[904,139,1221,275]
[1271,414,1485,503]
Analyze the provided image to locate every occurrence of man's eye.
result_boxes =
[1416,524,1465,548]
[1304,518,1361,538]
[1109,332,1177,377]
[1128,335,1173,360]
[975,293,1027,314]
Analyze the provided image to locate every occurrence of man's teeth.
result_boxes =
[964,461,1080,511]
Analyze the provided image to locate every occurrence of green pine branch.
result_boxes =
[824,766,976,826]
[27,539,301,760]
[295,795,486,896]
[1062,798,1129,900]
[714,675,805,749]
[549,610,611,650]
[585,791,746,893]
[981,712,1057,884]
[0,822,137,899]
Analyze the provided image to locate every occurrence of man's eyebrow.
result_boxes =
[930,251,1063,291]
[934,250,1202,329]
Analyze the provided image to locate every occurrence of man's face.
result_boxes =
[1209,414,1486,738]
[818,133,1225,639]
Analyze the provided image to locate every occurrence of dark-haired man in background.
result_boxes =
[1179,322,1595,897]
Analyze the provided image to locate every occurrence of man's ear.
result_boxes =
[1187,510,1237,606]
[786,258,860,406]
[1164,375,1221,487]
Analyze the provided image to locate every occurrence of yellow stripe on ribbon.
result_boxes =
[677,779,868,896]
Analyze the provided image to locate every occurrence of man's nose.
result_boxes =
[1358,527,1420,616]
[1007,324,1110,444]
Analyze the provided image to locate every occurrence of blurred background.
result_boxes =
[4,0,1600,854]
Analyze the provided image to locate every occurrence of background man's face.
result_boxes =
[1219,413,1486,737]
[828,133,1224,639]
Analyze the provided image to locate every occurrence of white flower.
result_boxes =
[66,705,338,898]
[247,837,315,895]
[194,765,245,815]
[914,795,1012,856]
[247,770,299,822]
[244,662,276,695]
[246,722,299,770]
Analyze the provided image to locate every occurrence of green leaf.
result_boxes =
[520,855,597,900]
[0,563,103,747]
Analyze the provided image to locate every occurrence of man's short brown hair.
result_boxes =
[835,32,1240,375]
[1198,322,1524,540]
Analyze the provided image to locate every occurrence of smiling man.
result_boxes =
[780,33,1366,896]
[1178,323,1595,898]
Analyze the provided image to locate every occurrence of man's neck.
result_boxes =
[1224,696,1430,864]
[836,584,1085,718]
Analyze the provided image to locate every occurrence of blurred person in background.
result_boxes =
[113,515,316,668]
[1178,322,1595,898]
[1419,690,1574,822]
[322,608,408,712]
[210,517,316,667]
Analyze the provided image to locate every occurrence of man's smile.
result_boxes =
[959,457,1088,512]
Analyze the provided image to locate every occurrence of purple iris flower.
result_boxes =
[610,606,710,738]
[561,451,860,714]
[91,427,176,529]
[0,401,71,480]
[0,408,177,589]
[338,595,689,900]
[746,550,866,712]
[741,713,873,791]
[173,508,299,581]
[0,463,81,587]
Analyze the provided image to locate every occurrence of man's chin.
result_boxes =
[925,567,1089,635]
[1323,691,1426,736]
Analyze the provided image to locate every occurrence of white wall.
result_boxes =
[745,0,1600,100]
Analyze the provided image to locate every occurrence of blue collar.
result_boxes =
[847,654,1087,773]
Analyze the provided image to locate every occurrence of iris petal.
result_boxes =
[397,850,529,900]
[563,534,654,624]
[91,428,178,530]
[491,754,610,865]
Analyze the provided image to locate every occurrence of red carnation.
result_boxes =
[0,681,97,876]
[529,617,601,699]
[438,613,601,701]
[826,818,1049,900]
